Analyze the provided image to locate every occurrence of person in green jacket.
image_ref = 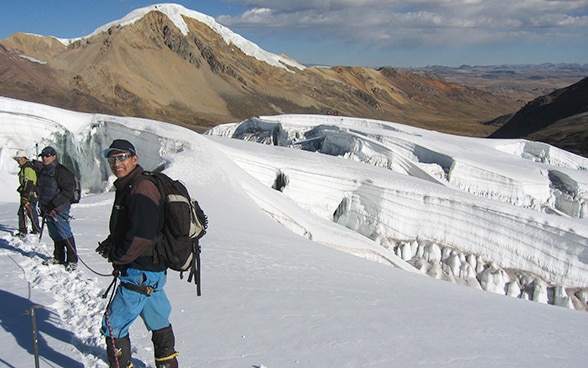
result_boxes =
[13,150,41,237]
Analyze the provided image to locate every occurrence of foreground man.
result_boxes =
[97,139,178,368]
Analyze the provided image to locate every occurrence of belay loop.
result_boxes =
[102,272,119,300]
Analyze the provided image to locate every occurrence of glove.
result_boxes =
[48,208,58,217]
[95,238,113,259]
[112,263,127,275]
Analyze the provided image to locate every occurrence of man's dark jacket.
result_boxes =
[108,165,166,272]
[37,160,75,214]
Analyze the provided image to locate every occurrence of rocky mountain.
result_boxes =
[488,77,588,157]
[0,4,563,137]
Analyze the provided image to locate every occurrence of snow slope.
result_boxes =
[54,3,305,71]
[1,96,588,367]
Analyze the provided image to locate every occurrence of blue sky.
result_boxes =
[1,0,587,67]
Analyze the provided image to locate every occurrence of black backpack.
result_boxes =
[32,159,82,204]
[30,159,44,175]
[142,171,208,295]
[69,174,82,204]
[56,163,82,204]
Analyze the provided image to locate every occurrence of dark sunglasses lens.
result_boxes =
[107,154,131,164]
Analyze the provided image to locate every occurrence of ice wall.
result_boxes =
[213,115,588,218]
[206,115,588,309]
[0,98,191,196]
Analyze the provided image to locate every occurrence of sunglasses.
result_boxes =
[107,153,134,164]
[42,154,55,158]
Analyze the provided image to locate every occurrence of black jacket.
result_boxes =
[37,160,75,214]
[108,165,166,272]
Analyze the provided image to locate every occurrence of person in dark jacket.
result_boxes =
[37,146,78,271]
[13,149,41,237]
[96,139,178,368]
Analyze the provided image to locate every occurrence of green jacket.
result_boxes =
[17,161,38,199]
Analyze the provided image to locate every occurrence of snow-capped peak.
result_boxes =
[60,3,305,71]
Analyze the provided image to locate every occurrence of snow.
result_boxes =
[1,96,587,367]
[54,3,305,72]
[206,116,588,288]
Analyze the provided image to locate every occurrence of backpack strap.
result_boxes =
[185,241,202,296]
[133,172,165,263]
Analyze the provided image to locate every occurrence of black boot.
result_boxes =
[155,355,179,368]
[63,237,78,271]
[106,335,132,368]
[152,325,178,367]
[64,237,78,264]
[52,240,66,264]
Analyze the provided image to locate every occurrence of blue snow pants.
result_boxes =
[46,209,73,241]
[101,268,172,338]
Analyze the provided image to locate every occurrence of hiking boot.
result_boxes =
[106,335,132,368]
[42,258,63,266]
[16,232,27,239]
[153,325,178,368]
[65,262,78,272]
[155,354,179,368]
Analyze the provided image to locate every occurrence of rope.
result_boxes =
[25,203,41,233]
[51,213,112,277]
[48,213,124,366]
[104,274,121,368]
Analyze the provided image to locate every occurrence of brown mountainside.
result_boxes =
[0,7,526,136]
[488,77,588,157]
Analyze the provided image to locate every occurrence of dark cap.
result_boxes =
[39,146,57,157]
[101,139,137,158]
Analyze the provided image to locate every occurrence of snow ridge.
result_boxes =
[58,3,305,71]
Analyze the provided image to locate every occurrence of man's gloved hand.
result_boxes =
[95,238,113,259]
[112,263,127,276]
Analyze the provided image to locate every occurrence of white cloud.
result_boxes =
[219,0,588,48]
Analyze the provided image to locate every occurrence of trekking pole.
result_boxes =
[24,304,44,368]
[38,214,46,242]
